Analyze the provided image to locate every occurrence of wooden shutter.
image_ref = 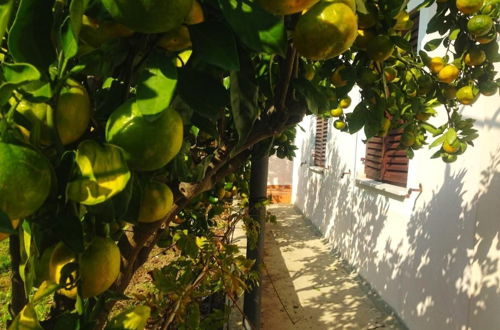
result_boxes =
[365,129,409,187]
[313,117,328,167]
[410,11,420,49]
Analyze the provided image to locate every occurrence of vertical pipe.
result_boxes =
[243,151,269,330]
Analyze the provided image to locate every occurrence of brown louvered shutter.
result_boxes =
[410,11,420,49]
[365,136,384,180]
[381,129,409,187]
[365,129,409,187]
[313,117,328,167]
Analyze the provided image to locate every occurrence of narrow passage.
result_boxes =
[260,204,405,330]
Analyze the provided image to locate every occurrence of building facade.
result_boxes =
[291,4,500,330]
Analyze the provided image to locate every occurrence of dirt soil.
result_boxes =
[259,204,405,330]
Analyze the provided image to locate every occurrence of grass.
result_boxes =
[0,239,11,328]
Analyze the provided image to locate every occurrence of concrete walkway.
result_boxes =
[259,204,405,330]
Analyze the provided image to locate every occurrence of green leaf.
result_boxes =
[429,134,446,148]
[0,0,14,43]
[136,52,177,116]
[346,103,367,134]
[293,79,329,115]
[355,0,369,14]
[32,280,60,304]
[178,69,228,120]
[445,128,457,144]
[189,21,239,71]
[391,36,412,52]
[449,28,460,40]
[8,303,43,330]
[186,303,201,329]
[66,140,131,206]
[230,55,259,147]
[105,305,151,330]
[219,0,286,56]
[60,17,79,64]
[424,38,442,51]
[1,62,41,85]
[69,0,89,36]
[0,210,16,234]
[7,0,56,70]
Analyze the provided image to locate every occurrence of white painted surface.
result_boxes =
[268,155,293,186]
[291,5,500,330]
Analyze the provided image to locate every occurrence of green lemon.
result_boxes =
[106,100,183,171]
[101,0,193,33]
[138,181,174,223]
[467,15,493,36]
[255,0,320,15]
[0,141,52,220]
[79,237,121,298]
[66,140,131,205]
[294,2,358,60]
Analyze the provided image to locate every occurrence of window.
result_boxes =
[362,13,419,187]
[364,129,409,187]
[313,117,328,167]
[410,11,420,49]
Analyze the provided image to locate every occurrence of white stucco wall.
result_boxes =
[268,155,293,186]
[292,4,500,330]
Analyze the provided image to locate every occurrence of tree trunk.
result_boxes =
[9,234,27,318]
[243,151,269,330]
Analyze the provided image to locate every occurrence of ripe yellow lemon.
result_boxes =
[79,237,121,298]
[331,65,349,87]
[138,181,174,223]
[427,57,446,74]
[185,0,204,25]
[339,96,352,108]
[456,0,484,14]
[393,11,413,30]
[49,242,78,299]
[442,140,459,153]
[456,85,478,104]
[255,0,319,15]
[56,79,91,145]
[437,64,459,83]
[330,107,343,117]
[158,26,192,52]
[294,2,358,60]
[464,48,486,66]
[0,219,20,241]
[334,120,346,130]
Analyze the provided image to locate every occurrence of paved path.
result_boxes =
[259,205,405,330]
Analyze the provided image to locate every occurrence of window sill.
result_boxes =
[309,166,325,174]
[355,177,408,198]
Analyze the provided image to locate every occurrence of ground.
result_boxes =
[230,204,405,330]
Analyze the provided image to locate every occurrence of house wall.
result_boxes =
[291,5,500,330]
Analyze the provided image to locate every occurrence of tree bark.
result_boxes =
[8,234,27,318]
[243,150,269,330]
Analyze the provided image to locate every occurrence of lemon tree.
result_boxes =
[0,0,498,328]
